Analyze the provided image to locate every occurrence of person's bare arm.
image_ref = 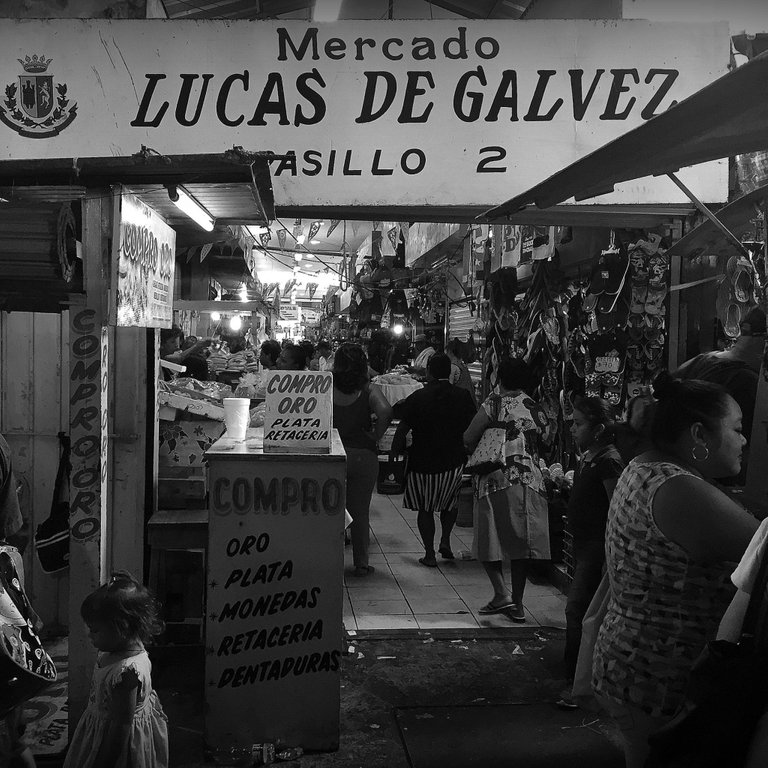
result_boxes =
[463,408,491,453]
[717,589,750,642]
[653,475,759,563]
[390,419,410,458]
[369,384,393,441]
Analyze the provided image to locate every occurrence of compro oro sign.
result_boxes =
[112,188,176,328]
[263,371,333,454]
[0,19,729,206]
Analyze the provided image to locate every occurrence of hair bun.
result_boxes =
[651,370,679,401]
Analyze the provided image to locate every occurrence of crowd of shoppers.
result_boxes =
[13,319,768,764]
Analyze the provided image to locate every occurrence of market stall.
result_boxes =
[204,370,344,756]
[480,49,768,516]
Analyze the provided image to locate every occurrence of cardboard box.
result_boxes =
[159,391,225,421]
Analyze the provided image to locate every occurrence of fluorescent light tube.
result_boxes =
[167,185,214,232]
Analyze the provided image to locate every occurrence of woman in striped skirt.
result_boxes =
[391,353,477,567]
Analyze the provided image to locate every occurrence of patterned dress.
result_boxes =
[63,649,168,768]
[472,393,551,561]
[592,460,736,717]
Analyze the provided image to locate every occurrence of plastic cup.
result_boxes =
[223,398,250,441]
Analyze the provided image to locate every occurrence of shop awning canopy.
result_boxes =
[0,150,275,249]
[481,50,768,220]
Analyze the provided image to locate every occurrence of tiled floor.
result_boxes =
[343,492,567,632]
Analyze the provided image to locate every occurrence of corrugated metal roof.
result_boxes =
[161,0,533,20]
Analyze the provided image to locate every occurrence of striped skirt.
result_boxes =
[403,465,464,513]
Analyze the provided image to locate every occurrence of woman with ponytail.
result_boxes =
[591,371,759,768]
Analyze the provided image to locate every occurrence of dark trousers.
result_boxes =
[564,538,605,682]
[345,448,379,568]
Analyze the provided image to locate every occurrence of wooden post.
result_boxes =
[108,325,148,577]
[68,190,111,735]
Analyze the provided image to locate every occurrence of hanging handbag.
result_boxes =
[34,433,70,574]
[646,545,768,768]
[465,394,508,476]
[0,545,57,717]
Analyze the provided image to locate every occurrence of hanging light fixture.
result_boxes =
[229,315,243,331]
[167,185,214,232]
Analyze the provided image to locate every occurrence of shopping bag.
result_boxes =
[465,395,507,476]
[571,571,610,699]
[0,545,57,717]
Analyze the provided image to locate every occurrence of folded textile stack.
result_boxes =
[226,349,256,371]
[207,350,229,373]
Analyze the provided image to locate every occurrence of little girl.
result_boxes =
[63,572,168,768]
[559,396,624,709]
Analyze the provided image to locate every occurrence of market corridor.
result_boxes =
[342,491,567,632]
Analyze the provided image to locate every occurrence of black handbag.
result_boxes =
[34,432,70,574]
[646,544,768,768]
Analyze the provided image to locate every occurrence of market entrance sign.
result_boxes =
[0,19,729,206]
[112,189,176,328]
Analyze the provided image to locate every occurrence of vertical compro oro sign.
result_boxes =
[112,189,176,328]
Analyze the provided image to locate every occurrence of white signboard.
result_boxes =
[0,19,729,206]
[113,190,176,328]
[263,371,333,454]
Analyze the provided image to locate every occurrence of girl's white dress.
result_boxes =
[63,650,168,768]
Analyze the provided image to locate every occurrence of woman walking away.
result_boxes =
[64,572,168,768]
[463,357,550,623]
[592,371,758,768]
[558,396,624,709]
[446,337,478,408]
[391,353,476,567]
[333,343,393,577]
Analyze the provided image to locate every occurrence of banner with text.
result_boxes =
[113,190,176,328]
[0,19,729,207]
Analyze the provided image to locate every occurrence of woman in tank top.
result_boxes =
[592,371,758,768]
[333,343,393,577]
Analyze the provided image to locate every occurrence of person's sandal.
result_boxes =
[509,604,526,623]
[418,555,438,568]
[352,565,374,577]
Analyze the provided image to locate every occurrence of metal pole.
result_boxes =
[667,172,752,260]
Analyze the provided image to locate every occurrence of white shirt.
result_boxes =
[413,346,436,370]
[732,516,768,594]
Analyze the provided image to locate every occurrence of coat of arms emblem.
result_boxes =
[0,54,77,138]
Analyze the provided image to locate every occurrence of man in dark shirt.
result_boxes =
[391,354,476,566]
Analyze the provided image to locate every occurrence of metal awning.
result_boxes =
[665,181,768,263]
[0,150,276,250]
[481,50,768,220]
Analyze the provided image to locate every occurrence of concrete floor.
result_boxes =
[342,491,567,632]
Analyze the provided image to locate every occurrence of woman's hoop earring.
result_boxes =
[691,444,710,462]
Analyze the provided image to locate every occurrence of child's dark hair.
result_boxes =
[572,395,616,443]
[81,571,164,644]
